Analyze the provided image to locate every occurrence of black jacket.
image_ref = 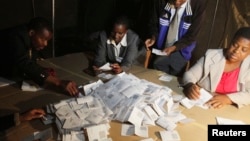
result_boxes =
[0,25,48,85]
[147,0,207,50]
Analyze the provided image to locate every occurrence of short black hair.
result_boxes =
[27,17,52,32]
[233,27,250,41]
[113,15,130,30]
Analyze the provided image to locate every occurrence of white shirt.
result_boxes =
[169,0,188,41]
[107,33,127,62]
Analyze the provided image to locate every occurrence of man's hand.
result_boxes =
[45,75,79,96]
[162,46,176,56]
[19,108,45,122]
[92,65,102,75]
[145,37,155,48]
[110,63,123,74]
[60,80,79,96]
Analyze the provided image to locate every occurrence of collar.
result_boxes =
[107,33,127,47]
[164,0,192,16]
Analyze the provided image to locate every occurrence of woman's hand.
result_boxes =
[206,95,233,109]
[110,63,123,74]
[183,83,201,100]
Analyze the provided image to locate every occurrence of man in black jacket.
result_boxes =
[145,0,207,76]
[0,17,78,96]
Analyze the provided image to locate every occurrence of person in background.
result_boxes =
[0,17,78,96]
[144,0,206,77]
[93,16,140,74]
[0,108,45,132]
[182,27,250,109]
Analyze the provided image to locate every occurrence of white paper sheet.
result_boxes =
[152,48,167,56]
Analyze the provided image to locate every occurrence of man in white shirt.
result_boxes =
[93,16,140,74]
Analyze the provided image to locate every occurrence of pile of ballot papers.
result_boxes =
[45,73,202,141]
[45,95,113,141]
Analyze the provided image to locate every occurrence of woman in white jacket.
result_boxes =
[182,27,250,109]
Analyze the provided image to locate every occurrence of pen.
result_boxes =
[42,115,47,120]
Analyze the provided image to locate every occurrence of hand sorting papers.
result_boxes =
[180,88,212,109]
[99,63,112,71]
[152,48,167,56]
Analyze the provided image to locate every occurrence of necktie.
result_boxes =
[166,8,179,47]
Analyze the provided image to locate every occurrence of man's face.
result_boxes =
[30,28,52,51]
[110,24,127,44]
[170,0,187,8]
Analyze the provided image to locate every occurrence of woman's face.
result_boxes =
[226,37,250,63]
[110,24,127,44]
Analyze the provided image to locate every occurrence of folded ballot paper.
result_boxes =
[21,81,43,92]
[99,63,112,71]
[180,88,212,109]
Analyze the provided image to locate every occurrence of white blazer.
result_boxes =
[182,49,250,108]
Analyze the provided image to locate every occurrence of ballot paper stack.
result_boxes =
[47,73,192,140]
[85,73,190,139]
[46,95,113,141]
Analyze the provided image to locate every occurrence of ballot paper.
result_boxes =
[76,95,94,104]
[63,131,85,141]
[140,138,154,141]
[143,105,159,121]
[97,73,115,80]
[159,130,181,141]
[21,81,43,92]
[165,112,187,123]
[121,124,148,138]
[134,125,149,138]
[99,63,112,71]
[159,74,173,82]
[86,123,110,141]
[41,114,54,125]
[142,112,156,126]
[121,85,142,98]
[128,107,145,127]
[55,104,75,120]
[172,94,185,102]
[121,124,134,136]
[0,77,15,87]
[152,48,167,56]
[180,88,212,109]
[23,127,53,141]
[195,88,213,106]
[104,92,124,110]
[216,117,246,125]
[156,116,177,131]
[63,117,83,129]
[83,80,104,95]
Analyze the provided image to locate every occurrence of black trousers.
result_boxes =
[152,51,188,77]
